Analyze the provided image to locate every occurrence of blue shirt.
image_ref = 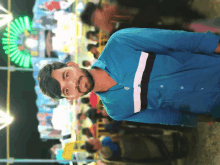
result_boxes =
[92,28,220,127]
[102,136,120,158]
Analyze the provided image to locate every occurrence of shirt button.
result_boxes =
[201,88,204,90]
[160,85,164,88]
[124,87,130,90]
[180,86,184,89]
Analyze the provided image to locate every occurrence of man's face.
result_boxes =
[88,138,101,150]
[90,47,99,57]
[85,61,91,67]
[89,34,98,42]
[51,63,95,100]
[93,5,116,33]
[80,113,87,121]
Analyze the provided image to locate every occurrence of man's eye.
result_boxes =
[66,73,69,78]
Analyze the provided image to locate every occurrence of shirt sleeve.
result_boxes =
[110,28,220,55]
[111,106,198,127]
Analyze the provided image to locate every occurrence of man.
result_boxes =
[78,108,105,124]
[86,30,108,43]
[82,60,92,67]
[84,133,188,162]
[38,0,73,12]
[82,126,96,138]
[87,44,101,59]
[34,16,57,29]
[80,2,202,36]
[38,28,220,127]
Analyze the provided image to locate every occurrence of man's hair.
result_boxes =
[38,62,67,99]
[82,60,89,67]
[81,97,90,104]
[87,44,97,51]
[80,2,97,26]
[77,113,83,120]
[82,128,90,135]
[93,54,98,59]
[82,128,92,137]
[86,31,97,39]
[85,141,97,153]
[99,100,103,106]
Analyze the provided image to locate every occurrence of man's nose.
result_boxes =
[68,79,78,88]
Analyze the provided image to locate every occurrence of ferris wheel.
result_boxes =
[2,16,34,68]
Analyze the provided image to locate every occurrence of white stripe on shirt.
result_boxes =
[133,52,149,113]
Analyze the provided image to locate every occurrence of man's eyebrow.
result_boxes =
[63,70,65,80]
[61,70,65,96]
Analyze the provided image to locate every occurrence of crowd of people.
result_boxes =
[36,0,220,164]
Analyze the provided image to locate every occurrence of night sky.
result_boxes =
[0,0,60,164]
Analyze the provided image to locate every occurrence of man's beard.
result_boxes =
[80,68,95,96]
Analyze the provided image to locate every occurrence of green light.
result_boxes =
[23,56,28,67]
[5,47,18,53]
[24,16,30,30]
[3,46,9,50]
[2,41,16,44]
[9,49,19,58]
[2,16,33,68]
[2,38,17,42]
[24,55,29,67]
[5,28,18,37]
[19,55,25,66]
[8,47,18,52]
[2,33,17,39]
[3,45,17,50]
[10,22,22,34]
[11,52,20,61]
[15,19,23,33]
[3,33,9,37]
[9,24,19,34]
[27,56,31,67]
[9,36,18,40]
[15,52,22,64]
[8,26,19,34]
[19,17,25,30]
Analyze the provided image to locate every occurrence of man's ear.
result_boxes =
[66,62,79,67]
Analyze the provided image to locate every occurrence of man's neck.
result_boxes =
[89,68,117,93]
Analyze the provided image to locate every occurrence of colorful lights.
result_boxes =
[2,16,33,68]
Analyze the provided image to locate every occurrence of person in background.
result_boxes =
[77,113,87,126]
[34,15,57,29]
[86,30,108,43]
[80,1,199,36]
[82,125,97,138]
[87,44,100,59]
[77,108,105,124]
[38,0,74,12]
[86,30,99,42]
[82,60,92,68]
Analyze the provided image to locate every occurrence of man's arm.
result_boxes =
[110,28,220,55]
[111,106,198,127]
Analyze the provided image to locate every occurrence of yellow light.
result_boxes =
[0,110,14,130]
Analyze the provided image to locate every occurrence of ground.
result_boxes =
[173,122,220,165]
